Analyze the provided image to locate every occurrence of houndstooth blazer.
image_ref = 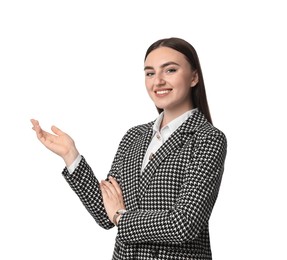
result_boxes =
[62,110,227,260]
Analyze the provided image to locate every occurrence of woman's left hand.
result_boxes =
[100,176,125,224]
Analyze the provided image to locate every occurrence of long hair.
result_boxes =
[144,37,213,125]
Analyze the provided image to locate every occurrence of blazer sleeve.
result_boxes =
[62,156,113,229]
[117,130,227,244]
[61,127,136,230]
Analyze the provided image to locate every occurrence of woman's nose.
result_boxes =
[154,73,166,86]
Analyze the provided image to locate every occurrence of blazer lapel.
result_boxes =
[122,124,153,211]
[138,110,207,203]
[138,130,183,202]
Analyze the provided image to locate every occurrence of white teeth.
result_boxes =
[156,90,171,94]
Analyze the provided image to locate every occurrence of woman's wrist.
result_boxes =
[64,148,80,167]
[115,215,121,226]
[113,209,127,226]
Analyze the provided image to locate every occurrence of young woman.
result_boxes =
[31,37,227,260]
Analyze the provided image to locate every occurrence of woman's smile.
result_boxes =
[155,89,172,96]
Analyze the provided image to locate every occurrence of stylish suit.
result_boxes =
[62,110,227,260]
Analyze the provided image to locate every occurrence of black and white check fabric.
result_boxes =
[62,110,227,260]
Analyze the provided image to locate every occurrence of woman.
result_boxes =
[31,37,227,260]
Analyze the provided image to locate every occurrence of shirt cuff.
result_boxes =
[67,154,82,174]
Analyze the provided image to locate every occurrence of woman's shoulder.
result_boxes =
[129,121,154,134]
[118,120,154,147]
[199,121,226,138]
[184,110,226,141]
[194,121,227,151]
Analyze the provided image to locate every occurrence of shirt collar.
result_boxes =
[153,108,198,135]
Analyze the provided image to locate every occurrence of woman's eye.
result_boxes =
[145,72,155,77]
[166,68,177,73]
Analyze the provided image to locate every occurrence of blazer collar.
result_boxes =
[138,109,208,202]
[178,109,208,135]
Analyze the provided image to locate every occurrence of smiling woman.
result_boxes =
[144,38,212,126]
[31,37,227,260]
[144,46,199,126]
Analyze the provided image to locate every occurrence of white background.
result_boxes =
[1,0,286,259]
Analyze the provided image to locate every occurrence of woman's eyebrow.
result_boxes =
[144,61,180,71]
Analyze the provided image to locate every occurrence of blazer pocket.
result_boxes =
[112,239,128,260]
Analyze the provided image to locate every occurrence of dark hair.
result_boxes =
[144,37,212,124]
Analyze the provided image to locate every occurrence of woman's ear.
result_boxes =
[190,71,199,87]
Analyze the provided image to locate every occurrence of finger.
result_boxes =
[100,181,114,198]
[31,122,44,138]
[100,183,108,197]
[108,176,122,196]
[101,180,118,196]
[30,119,41,132]
[51,125,65,136]
[30,119,39,128]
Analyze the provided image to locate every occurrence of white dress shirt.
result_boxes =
[141,108,197,172]
[67,108,198,174]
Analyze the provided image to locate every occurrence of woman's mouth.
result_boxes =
[155,89,172,95]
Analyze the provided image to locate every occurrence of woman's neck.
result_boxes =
[160,107,193,129]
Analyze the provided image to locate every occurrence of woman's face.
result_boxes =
[144,47,198,116]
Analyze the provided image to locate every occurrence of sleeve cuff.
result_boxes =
[67,154,82,174]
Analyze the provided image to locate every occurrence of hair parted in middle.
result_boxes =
[144,37,212,125]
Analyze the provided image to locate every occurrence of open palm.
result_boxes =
[31,119,79,165]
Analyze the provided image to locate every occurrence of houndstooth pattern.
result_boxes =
[62,110,227,260]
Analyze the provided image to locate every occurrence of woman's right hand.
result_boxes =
[30,119,79,166]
